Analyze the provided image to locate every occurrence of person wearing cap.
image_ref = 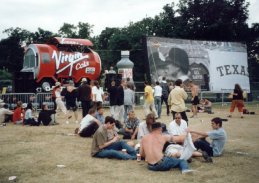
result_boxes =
[54,85,71,123]
[52,82,61,110]
[12,101,24,125]
[188,117,227,163]
[0,99,13,123]
[77,78,92,118]
[61,80,78,123]
[140,122,193,173]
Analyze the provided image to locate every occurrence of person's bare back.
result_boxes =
[141,133,167,164]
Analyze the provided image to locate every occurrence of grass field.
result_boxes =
[1,104,259,183]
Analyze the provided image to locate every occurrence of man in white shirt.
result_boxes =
[77,108,101,137]
[168,113,188,143]
[154,81,162,118]
[168,113,188,135]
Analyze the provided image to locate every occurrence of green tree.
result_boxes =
[58,23,77,38]
[78,22,93,38]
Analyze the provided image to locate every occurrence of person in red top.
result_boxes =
[13,101,24,125]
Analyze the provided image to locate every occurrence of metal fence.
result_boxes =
[1,90,259,110]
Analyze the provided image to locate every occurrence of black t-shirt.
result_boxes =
[38,110,56,126]
[233,89,243,100]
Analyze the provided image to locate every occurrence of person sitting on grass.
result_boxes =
[95,106,105,124]
[91,116,137,160]
[119,110,140,140]
[137,113,156,141]
[38,104,56,126]
[76,108,101,137]
[187,117,227,163]
[199,99,212,113]
[140,122,194,174]
[12,101,24,125]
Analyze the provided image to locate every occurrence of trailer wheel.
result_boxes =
[40,79,54,92]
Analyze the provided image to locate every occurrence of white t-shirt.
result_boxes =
[168,119,188,135]
[79,114,96,132]
[154,85,162,97]
[92,86,104,102]
[0,108,13,123]
[137,121,150,141]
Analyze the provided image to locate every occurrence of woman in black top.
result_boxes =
[228,84,244,118]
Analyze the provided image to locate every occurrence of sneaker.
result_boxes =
[75,120,79,123]
[182,169,195,174]
[202,151,213,163]
[66,121,70,124]
[241,116,244,118]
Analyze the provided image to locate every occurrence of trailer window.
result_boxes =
[24,49,36,68]
[42,53,50,63]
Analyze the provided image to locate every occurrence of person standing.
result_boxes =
[114,80,125,123]
[91,116,137,160]
[62,80,78,123]
[55,85,71,123]
[168,79,188,124]
[160,77,170,116]
[123,83,135,122]
[107,80,117,118]
[77,78,92,118]
[154,81,162,118]
[92,81,104,109]
[228,84,244,118]
[189,80,199,118]
[143,81,158,119]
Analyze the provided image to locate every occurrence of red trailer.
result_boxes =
[18,37,101,92]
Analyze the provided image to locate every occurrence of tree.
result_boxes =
[78,22,93,38]
[58,23,77,38]
[177,0,250,41]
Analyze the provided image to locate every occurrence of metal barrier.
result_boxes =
[1,90,258,111]
[0,93,36,110]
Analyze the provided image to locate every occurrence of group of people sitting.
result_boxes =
[74,105,227,174]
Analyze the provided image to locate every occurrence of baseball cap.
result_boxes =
[81,78,87,82]
[55,82,61,86]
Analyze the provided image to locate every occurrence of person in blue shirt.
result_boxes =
[188,117,227,163]
[95,106,105,124]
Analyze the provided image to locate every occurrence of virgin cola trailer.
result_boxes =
[15,37,101,92]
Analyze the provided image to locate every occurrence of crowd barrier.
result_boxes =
[1,90,259,111]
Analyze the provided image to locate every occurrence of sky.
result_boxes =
[0,0,258,39]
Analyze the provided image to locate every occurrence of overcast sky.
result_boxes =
[0,0,258,39]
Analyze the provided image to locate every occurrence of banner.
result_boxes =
[146,37,250,92]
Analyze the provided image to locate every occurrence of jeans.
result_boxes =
[194,139,213,156]
[148,156,189,171]
[154,96,162,118]
[161,96,169,115]
[95,141,137,160]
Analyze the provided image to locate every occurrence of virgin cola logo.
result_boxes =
[52,51,89,76]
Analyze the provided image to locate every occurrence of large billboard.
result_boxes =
[146,37,250,92]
